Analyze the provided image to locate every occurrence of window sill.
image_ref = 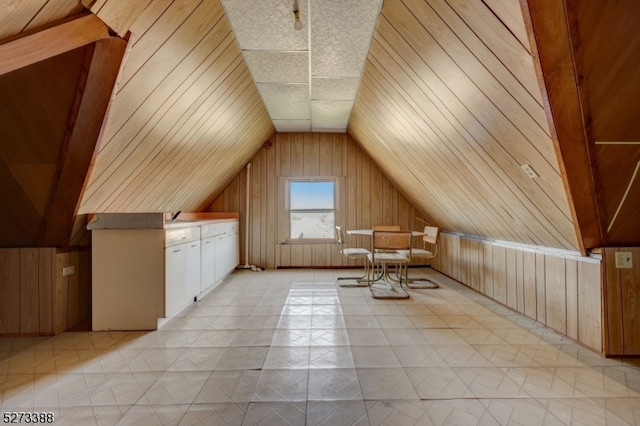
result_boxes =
[281,240,337,245]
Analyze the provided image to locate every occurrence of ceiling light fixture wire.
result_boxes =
[293,0,302,30]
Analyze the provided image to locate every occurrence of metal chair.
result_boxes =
[397,226,440,289]
[367,230,412,299]
[335,226,370,287]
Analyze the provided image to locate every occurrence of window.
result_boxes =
[287,178,336,241]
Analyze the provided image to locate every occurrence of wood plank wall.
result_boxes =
[209,132,428,269]
[602,247,640,356]
[0,248,90,336]
[431,233,603,353]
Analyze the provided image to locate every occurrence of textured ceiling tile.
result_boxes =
[244,51,309,83]
[311,77,359,100]
[257,83,310,119]
[311,99,353,131]
[221,0,308,51]
[223,0,382,132]
[274,119,312,132]
[311,0,382,78]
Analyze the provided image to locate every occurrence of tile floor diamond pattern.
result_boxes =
[1,268,639,425]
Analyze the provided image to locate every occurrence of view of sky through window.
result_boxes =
[289,181,335,239]
[290,181,334,209]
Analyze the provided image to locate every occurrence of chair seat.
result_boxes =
[397,248,433,258]
[341,248,370,257]
[368,252,409,263]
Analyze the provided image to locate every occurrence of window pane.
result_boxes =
[290,181,334,209]
[290,212,335,239]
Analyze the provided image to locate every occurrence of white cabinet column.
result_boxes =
[165,242,188,318]
[186,240,201,301]
[201,236,216,292]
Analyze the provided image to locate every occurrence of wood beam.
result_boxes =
[39,37,128,247]
[520,0,604,254]
[0,13,110,76]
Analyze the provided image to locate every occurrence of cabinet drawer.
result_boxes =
[201,220,239,238]
[218,221,238,234]
[201,223,222,238]
[165,226,200,247]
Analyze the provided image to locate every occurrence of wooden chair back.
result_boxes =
[372,230,412,252]
[422,226,439,245]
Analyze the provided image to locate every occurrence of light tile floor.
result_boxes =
[1,268,640,425]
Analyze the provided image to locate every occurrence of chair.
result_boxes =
[367,230,412,299]
[397,226,440,289]
[335,226,371,287]
[372,225,400,253]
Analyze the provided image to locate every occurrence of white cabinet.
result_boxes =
[165,242,188,318]
[92,217,239,330]
[217,230,239,280]
[229,229,239,269]
[165,226,200,318]
[213,222,239,282]
[214,232,228,282]
[186,240,200,300]
[200,236,216,291]
[201,220,239,295]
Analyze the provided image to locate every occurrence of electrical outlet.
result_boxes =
[615,252,633,269]
[521,164,539,179]
[62,266,75,276]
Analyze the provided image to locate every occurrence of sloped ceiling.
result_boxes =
[349,0,579,250]
[2,0,639,251]
[575,1,640,245]
[76,0,275,214]
[74,0,579,250]
[0,11,126,248]
[0,47,86,246]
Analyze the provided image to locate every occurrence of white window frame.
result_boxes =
[285,177,338,243]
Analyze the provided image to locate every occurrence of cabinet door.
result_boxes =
[165,243,188,317]
[230,231,239,268]
[213,231,239,280]
[201,236,216,291]
[225,231,239,273]
[214,233,226,282]
[186,240,201,301]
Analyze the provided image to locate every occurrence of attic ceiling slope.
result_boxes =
[0,8,127,247]
[523,0,640,247]
[0,0,82,40]
[77,0,274,214]
[349,0,579,251]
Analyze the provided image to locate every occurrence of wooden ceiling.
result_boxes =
[349,0,579,251]
[1,0,638,250]
[0,12,125,247]
[575,1,640,245]
[76,0,275,215]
